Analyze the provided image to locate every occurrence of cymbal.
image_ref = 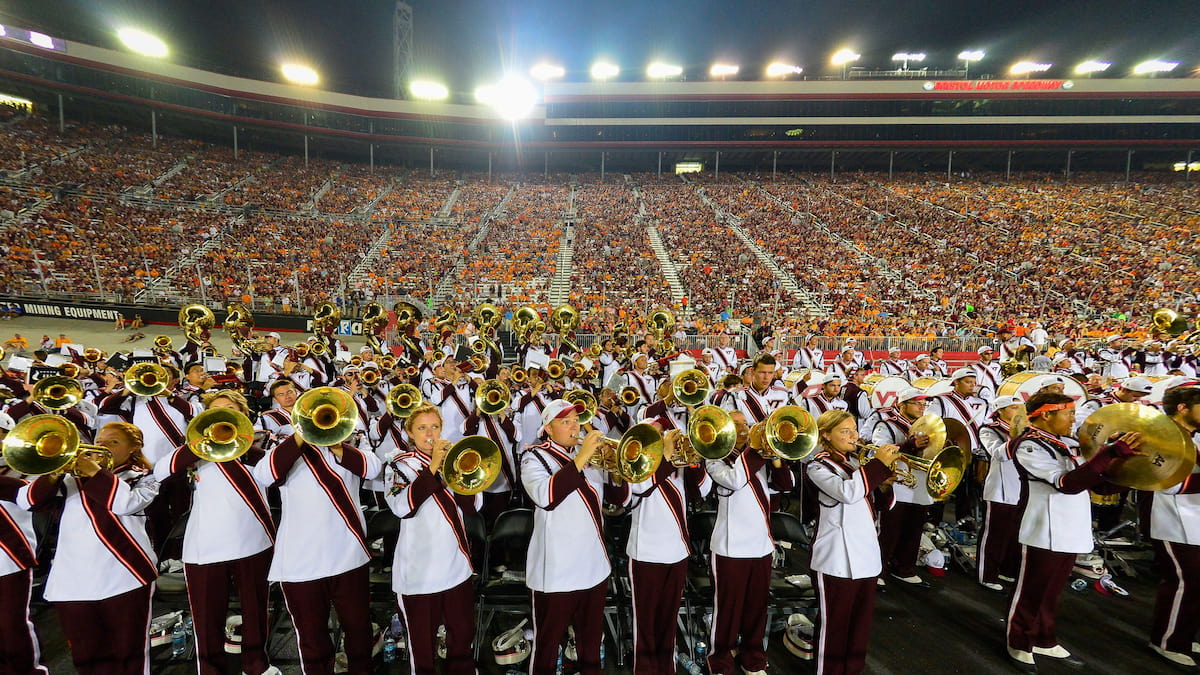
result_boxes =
[1077,403,1195,491]
[909,413,947,459]
[943,418,972,455]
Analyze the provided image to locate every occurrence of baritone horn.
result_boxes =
[124,362,170,397]
[475,380,512,416]
[671,368,711,408]
[32,376,83,410]
[850,441,969,502]
[546,359,567,381]
[749,405,818,462]
[619,386,642,406]
[186,408,255,462]
[386,384,423,419]
[293,387,359,447]
[677,405,737,464]
[2,414,112,476]
[509,366,527,385]
[442,436,502,495]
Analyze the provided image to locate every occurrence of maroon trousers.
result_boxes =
[877,501,928,578]
[1005,545,1075,652]
[56,583,153,675]
[280,564,372,675]
[978,501,1022,585]
[708,553,771,675]
[0,569,47,674]
[531,580,607,675]
[815,572,876,675]
[1151,539,1200,654]
[629,558,687,675]
[399,578,476,675]
[184,548,273,675]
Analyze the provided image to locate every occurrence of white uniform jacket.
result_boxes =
[96,393,200,467]
[807,450,892,579]
[1013,427,1114,553]
[521,439,612,593]
[875,360,908,377]
[800,394,847,418]
[928,391,986,457]
[1151,439,1200,545]
[155,444,274,565]
[706,449,794,559]
[972,361,1002,401]
[253,436,381,582]
[792,347,825,372]
[436,379,475,443]
[25,464,159,601]
[734,385,791,424]
[872,412,934,507]
[627,463,712,564]
[384,450,480,595]
[0,475,36,578]
[980,421,1020,505]
[255,407,294,450]
[464,411,522,494]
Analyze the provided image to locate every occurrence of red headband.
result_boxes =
[1027,402,1075,419]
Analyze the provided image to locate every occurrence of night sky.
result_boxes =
[1,0,1197,98]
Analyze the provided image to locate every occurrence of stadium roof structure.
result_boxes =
[0,30,1197,173]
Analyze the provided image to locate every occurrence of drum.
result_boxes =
[865,376,913,410]
[996,371,1089,404]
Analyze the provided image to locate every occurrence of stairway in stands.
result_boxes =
[547,222,575,306]
[137,215,241,304]
[692,184,830,317]
[634,182,686,304]
[430,184,515,308]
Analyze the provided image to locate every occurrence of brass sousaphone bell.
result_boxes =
[475,379,512,416]
[671,368,711,408]
[1077,403,1195,491]
[386,384,423,419]
[124,362,171,398]
[680,405,738,464]
[2,414,112,476]
[186,408,255,463]
[442,435,503,495]
[293,387,359,447]
[32,376,84,410]
[749,405,819,462]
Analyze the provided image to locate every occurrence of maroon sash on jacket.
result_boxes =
[79,468,157,585]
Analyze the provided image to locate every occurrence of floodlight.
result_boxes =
[29,32,54,49]
[1074,60,1111,75]
[1010,61,1052,75]
[1133,60,1179,74]
[710,63,739,77]
[958,50,985,62]
[765,62,803,77]
[831,49,861,66]
[117,28,168,58]
[530,63,566,81]
[409,80,449,100]
[892,52,926,62]
[647,63,683,78]
[475,77,537,120]
[0,25,6,38]
[281,63,319,86]
[591,62,619,80]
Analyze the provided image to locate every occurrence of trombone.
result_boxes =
[748,405,819,462]
[850,441,969,502]
[2,414,113,477]
[186,408,255,463]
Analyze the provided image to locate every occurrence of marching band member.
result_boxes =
[96,378,199,467]
[905,354,934,381]
[972,346,1003,401]
[521,399,614,675]
[826,348,860,381]
[799,373,848,417]
[7,387,96,443]
[254,379,297,449]
[177,362,219,405]
[251,402,382,674]
[1147,385,1200,666]
[1135,341,1171,376]
[791,334,826,372]
[705,410,794,675]
[156,391,278,675]
[518,365,554,450]
[996,326,1036,366]
[841,367,872,429]
[876,347,908,377]
[928,369,986,455]
[463,389,521,528]
[384,403,479,675]
[24,422,159,674]
[977,395,1025,592]
[591,388,631,440]
[1074,376,1151,429]
[709,373,742,410]
[420,358,448,401]
[928,346,950,378]
[624,353,659,419]
[731,353,789,424]
[711,332,741,382]
[598,339,621,387]
[1095,335,1131,379]
[872,387,934,588]
[808,410,900,675]
[243,333,288,396]
[1005,391,1135,671]
[0,412,45,675]
[436,360,475,443]
[625,426,711,675]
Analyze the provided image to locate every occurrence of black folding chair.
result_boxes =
[474,508,534,659]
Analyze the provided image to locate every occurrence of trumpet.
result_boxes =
[586,343,603,359]
[153,335,173,352]
[468,355,488,373]
[748,405,818,462]
[404,364,419,378]
[849,441,969,502]
[386,384,423,419]
[124,362,170,397]
[432,349,446,362]
[2,414,113,477]
[186,408,254,462]
[59,362,82,379]
[350,355,364,368]
[82,347,106,364]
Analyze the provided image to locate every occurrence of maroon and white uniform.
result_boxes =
[800,393,848,418]
[973,360,1003,401]
[731,384,790,424]
[0,475,45,674]
[876,359,908,377]
[928,390,986,457]
[96,393,199,467]
[1148,437,1200,656]
[978,418,1022,586]
[436,379,475,443]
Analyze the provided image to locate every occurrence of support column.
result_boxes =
[600,152,605,182]
[233,125,239,160]
[57,93,64,133]
[1065,149,1072,181]
[369,144,374,173]
[715,151,720,180]
[1006,150,1012,181]
[658,151,663,179]
[430,146,434,177]
[304,135,309,167]
[772,150,778,180]
[544,152,549,179]
[947,150,953,181]
[888,151,895,181]
[1125,149,1133,183]
[830,151,836,180]
[151,110,157,148]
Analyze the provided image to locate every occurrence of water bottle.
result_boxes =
[695,640,708,664]
[1070,578,1089,592]
[555,648,564,675]
[390,613,402,638]
[171,622,187,659]
[182,615,194,637]
[676,650,703,675]
[383,637,396,663]
[599,641,605,667]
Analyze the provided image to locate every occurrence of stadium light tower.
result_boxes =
[393,1,413,98]
[1133,60,1179,75]
[530,63,566,81]
[117,28,168,58]
[958,50,984,78]
[1010,61,1052,77]
[281,63,320,86]
[765,62,803,78]
[1074,60,1111,76]
[647,62,683,79]
[710,63,739,79]
[831,49,861,79]
[591,62,619,80]
[891,52,925,71]
[409,80,449,100]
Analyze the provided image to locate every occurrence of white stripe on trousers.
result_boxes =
[280,587,313,675]
[140,582,155,675]
[708,553,720,668]
[628,558,641,675]
[816,572,828,675]
[1004,545,1030,649]
[14,569,49,674]
[977,501,993,584]
[1160,540,1187,650]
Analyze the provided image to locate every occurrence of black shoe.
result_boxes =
[1033,646,1085,669]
